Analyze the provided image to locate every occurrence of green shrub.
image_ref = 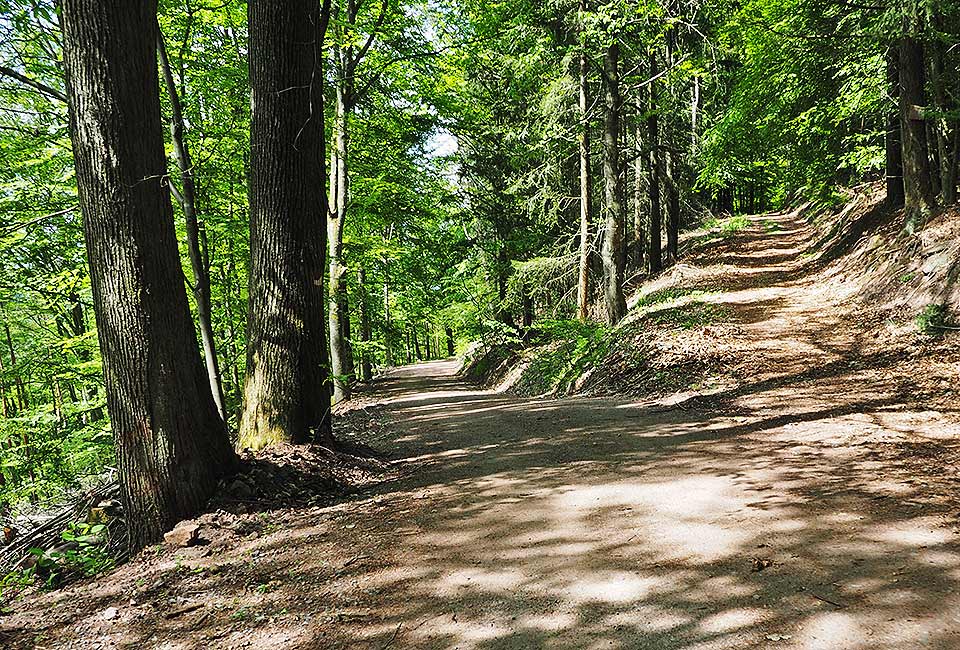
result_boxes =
[916,303,949,335]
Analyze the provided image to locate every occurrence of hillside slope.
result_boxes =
[465,185,960,410]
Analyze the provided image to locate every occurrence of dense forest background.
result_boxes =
[0,0,957,526]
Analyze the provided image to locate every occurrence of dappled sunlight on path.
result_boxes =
[309,360,960,649]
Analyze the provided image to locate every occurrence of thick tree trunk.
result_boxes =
[60,0,236,548]
[357,267,372,382]
[647,51,663,275]
[240,0,333,450]
[600,43,627,326]
[576,5,592,322]
[899,32,935,222]
[157,30,227,422]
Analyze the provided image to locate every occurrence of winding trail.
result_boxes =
[5,210,960,649]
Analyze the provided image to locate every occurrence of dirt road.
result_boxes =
[323,356,960,650]
[5,211,960,649]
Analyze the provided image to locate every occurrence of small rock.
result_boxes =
[164,521,201,547]
[102,607,119,621]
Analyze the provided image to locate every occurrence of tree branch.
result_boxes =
[0,65,66,102]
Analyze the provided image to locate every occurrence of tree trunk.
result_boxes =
[357,267,372,382]
[157,29,228,422]
[3,323,27,412]
[328,79,351,403]
[383,261,393,367]
[413,326,422,361]
[665,145,680,265]
[576,7,592,322]
[240,0,333,450]
[647,51,663,275]
[60,0,236,548]
[899,31,935,222]
[632,120,646,270]
[446,327,455,357]
[601,42,627,326]
[929,23,955,205]
[522,289,534,328]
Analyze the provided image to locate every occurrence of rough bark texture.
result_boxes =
[576,6,592,323]
[600,43,627,326]
[241,0,333,450]
[157,30,227,422]
[647,51,663,275]
[60,0,235,549]
[899,33,935,222]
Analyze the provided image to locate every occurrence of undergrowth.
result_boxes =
[512,320,609,396]
[703,215,750,237]
[916,303,950,335]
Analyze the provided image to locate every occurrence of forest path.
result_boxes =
[317,209,960,649]
[326,352,960,650]
[5,211,960,650]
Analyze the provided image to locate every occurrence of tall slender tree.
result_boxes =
[241,0,334,450]
[601,41,628,325]
[576,0,593,322]
[59,0,236,548]
[157,28,228,422]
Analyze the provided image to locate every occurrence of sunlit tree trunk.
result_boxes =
[576,0,592,322]
[328,77,352,403]
[60,0,236,548]
[601,43,627,326]
[240,0,333,450]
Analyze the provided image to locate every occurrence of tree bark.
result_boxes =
[601,42,627,326]
[60,0,236,548]
[576,1,592,322]
[899,31,935,222]
[240,0,333,450]
[328,79,351,403]
[647,51,663,275]
[157,29,227,422]
[665,145,680,265]
[632,119,646,269]
[929,20,955,205]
